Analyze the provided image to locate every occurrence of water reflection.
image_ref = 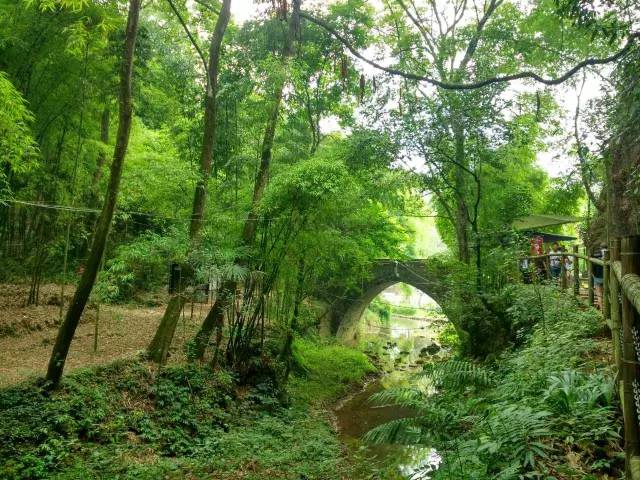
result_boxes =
[335,285,450,479]
[334,378,441,479]
[398,447,442,479]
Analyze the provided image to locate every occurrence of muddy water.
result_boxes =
[335,315,444,479]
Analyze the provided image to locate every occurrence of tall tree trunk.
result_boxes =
[189,1,232,241]
[147,0,232,364]
[45,0,142,388]
[192,0,301,361]
[241,2,299,246]
[472,220,481,291]
[455,199,470,263]
[453,122,470,264]
[93,105,110,188]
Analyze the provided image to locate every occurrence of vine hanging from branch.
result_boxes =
[299,11,640,91]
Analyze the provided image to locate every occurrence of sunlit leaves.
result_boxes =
[0,72,38,195]
[26,0,90,13]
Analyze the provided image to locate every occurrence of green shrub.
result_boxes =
[99,229,187,302]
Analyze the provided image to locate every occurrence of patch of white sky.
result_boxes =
[230,0,261,24]
[228,0,607,180]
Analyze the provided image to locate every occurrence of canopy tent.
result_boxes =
[512,214,581,231]
[526,231,577,243]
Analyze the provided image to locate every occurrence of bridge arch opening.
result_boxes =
[329,259,452,342]
[336,281,455,363]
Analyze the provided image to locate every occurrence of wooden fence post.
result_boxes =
[621,235,640,475]
[544,254,551,280]
[561,255,568,290]
[573,244,580,296]
[604,249,611,320]
[588,258,595,307]
[611,238,622,379]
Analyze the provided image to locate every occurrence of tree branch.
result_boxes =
[574,71,604,211]
[165,0,209,74]
[300,10,640,90]
[396,0,438,62]
[457,0,503,72]
[192,0,220,15]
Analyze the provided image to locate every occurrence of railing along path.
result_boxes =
[521,236,640,477]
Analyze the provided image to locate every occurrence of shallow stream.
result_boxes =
[334,314,445,479]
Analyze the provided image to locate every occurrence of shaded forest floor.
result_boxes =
[0,339,379,480]
[0,284,207,386]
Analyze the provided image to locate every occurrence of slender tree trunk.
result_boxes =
[453,130,470,264]
[45,0,142,388]
[281,258,305,382]
[472,220,481,291]
[192,0,301,361]
[147,0,232,364]
[241,84,286,245]
[189,1,232,240]
[241,1,299,245]
[93,105,110,187]
[192,278,233,362]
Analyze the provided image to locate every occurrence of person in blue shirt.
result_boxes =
[549,242,562,281]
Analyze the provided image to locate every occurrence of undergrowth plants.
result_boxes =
[0,339,375,479]
[366,284,622,479]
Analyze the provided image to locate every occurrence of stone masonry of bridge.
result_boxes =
[326,259,451,343]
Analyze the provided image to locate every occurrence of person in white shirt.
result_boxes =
[549,242,562,281]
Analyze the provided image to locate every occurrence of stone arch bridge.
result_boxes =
[325,259,451,343]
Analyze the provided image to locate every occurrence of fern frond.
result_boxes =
[368,387,424,409]
[218,263,248,282]
[363,417,422,445]
[417,360,493,390]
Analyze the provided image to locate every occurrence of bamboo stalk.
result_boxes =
[621,274,640,316]
[614,261,623,281]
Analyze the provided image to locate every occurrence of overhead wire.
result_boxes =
[0,198,436,224]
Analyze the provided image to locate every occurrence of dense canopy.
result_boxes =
[1,0,640,478]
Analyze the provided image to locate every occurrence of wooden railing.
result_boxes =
[521,236,640,477]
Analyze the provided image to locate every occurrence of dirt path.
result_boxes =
[0,284,210,387]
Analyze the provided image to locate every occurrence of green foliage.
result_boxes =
[420,359,493,390]
[99,228,187,302]
[0,342,376,479]
[0,361,234,479]
[0,72,38,195]
[437,322,461,351]
[288,337,376,404]
[364,285,621,478]
[367,298,392,324]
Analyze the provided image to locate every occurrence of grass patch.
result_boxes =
[0,338,374,479]
[289,337,376,404]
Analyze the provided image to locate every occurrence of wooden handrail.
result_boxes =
[520,252,605,266]
[621,272,640,317]
[518,237,640,476]
[613,260,622,281]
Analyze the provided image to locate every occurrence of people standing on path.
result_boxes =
[549,242,562,281]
